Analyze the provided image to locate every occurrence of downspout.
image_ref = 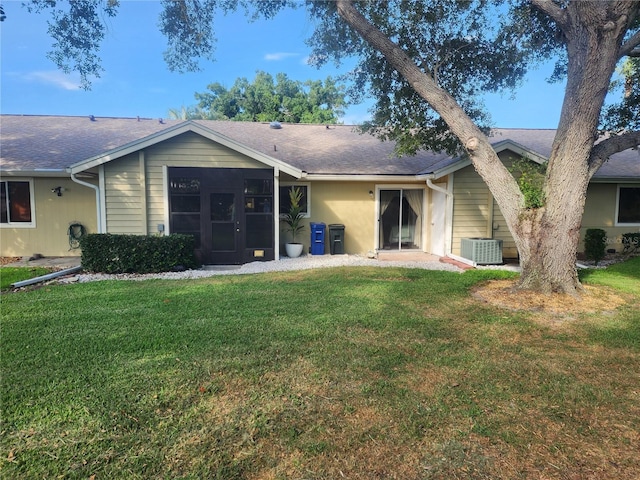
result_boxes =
[425,176,454,256]
[426,177,450,197]
[274,166,280,261]
[71,173,103,233]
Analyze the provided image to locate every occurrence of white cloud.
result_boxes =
[24,71,82,90]
[264,52,299,61]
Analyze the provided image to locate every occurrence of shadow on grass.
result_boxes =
[579,256,640,350]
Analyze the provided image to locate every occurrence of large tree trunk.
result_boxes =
[513,200,586,295]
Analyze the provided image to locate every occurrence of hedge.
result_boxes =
[80,234,197,274]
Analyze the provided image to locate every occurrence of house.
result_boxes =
[1,114,638,264]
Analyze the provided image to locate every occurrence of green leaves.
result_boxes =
[189,71,348,123]
[306,0,563,155]
[509,157,546,209]
[281,186,305,243]
[26,0,119,89]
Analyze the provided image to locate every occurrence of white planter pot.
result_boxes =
[285,243,304,258]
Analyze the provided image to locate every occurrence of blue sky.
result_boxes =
[1,0,567,127]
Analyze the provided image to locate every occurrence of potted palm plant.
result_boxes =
[282,186,305,258]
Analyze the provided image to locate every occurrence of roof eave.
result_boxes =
[305,173,422,182]
[0,169,70,178]
[590,176,640,183]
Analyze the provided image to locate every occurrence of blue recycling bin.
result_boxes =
[310,222,326,255]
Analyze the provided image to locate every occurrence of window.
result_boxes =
[279,184,309,217]
[1,180,34,226]
[616,185,640,225]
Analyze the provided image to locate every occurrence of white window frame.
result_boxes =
[614,184,640,226]
[0,178,36,228]
[375,184,427,252]
[279,182,311,218]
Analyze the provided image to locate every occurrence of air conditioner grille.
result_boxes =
[460,238,503,264]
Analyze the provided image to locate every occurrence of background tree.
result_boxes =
[20,0,640,295]
[176,71,347,123]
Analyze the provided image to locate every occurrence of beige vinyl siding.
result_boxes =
[104,154,143,234]
[451,154,531,259]
[0,177,97,257]
[102,132,269,235]
[491,197,518,258]
[145,166,166,235]
[451,166,493,256]
[145,132,268,234]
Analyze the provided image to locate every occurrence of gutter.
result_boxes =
[0,169,69,178]
[71,173,103,233]
[11,266,83,288]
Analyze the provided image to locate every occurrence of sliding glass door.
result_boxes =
[379,189,423,251]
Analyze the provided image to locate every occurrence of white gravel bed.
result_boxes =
[74,254,465,283]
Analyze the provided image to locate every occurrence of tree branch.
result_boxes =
[530,0,569,30]
[620,29,640,58]
[588,130,640,178]
[334,0,524,216]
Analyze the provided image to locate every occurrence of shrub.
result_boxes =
[80,234,197,273]
[584,228,607,265]
[509,157,546,209]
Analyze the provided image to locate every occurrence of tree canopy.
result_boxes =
[170,71,347,123]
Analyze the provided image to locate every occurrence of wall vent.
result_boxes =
[460,238,503,265]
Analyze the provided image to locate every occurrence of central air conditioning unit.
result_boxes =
[460,238,503,265]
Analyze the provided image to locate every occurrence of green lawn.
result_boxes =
[0,266,51,290]
[1,259,639,479]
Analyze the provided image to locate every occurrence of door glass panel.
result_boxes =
[173,214,200,231]
[171,195,200,213]
[212,223,235,251]
[402,190,422,250]
[244,179,272,195]
[380,190,400,250]
[170,178,200,194]
[211,193,235,221]
[244,197,272,213]
[246,214,273,248]
[211,193,236,252]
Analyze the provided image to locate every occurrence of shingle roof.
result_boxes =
[1,115,178,171]
[1,114,638,179]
